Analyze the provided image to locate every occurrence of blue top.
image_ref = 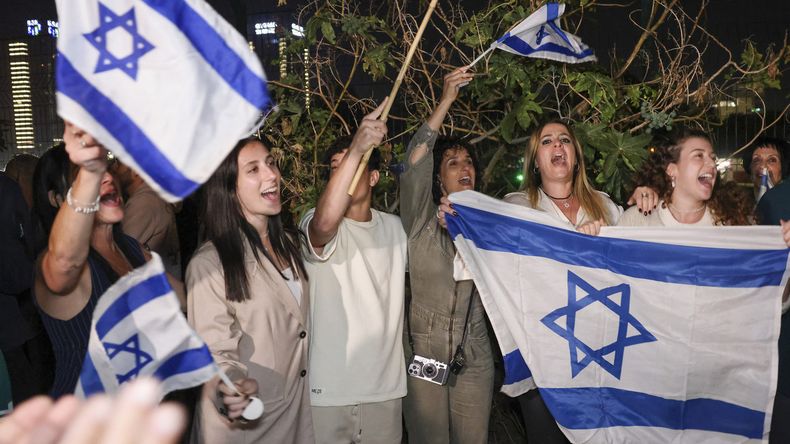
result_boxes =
[38,233,146,398]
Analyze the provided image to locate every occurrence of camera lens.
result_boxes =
[423,363,437,377]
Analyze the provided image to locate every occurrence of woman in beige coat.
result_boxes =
[187,137,314,443]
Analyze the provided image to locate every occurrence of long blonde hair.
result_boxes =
[521,119,613,224]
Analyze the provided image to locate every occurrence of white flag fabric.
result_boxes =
[75,253,216,398]
[55,0,271,202]
[447,190,790,443]
[480,2,596,64]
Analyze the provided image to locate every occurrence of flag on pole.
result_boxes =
[447,190,790,443]
[75,253,216,398]
[55,0,272,202]
[469,3,596,67]
[757,167,774,203]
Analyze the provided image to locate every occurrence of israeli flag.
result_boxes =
[76,253,216,398]
[55,0,272,202]
[448,191,790,443]
[757,167,774,203]
[470,3,596,67]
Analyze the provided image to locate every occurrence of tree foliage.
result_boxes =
[263,0,789,215]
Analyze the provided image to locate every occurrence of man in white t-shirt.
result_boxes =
[300,101,407,444]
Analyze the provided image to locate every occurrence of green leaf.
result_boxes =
[500,111,517,143]
[320,20,336,44]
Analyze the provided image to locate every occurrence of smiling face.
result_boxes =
[534,123,577,184]
[750,145,782,188]
[666,136,717,203]
[438,147,475,195]
[236,140,282,223]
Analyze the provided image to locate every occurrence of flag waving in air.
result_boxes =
[469,3,596,67]
[76,253,216,398]
[55,0,272,202]
[447,190,789,443]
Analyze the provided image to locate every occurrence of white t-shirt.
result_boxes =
[300,208,408,406]
[618,200,715,227]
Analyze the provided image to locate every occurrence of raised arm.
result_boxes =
[308,100,388,249]
[408,67,473,166]
[40,123,107,295]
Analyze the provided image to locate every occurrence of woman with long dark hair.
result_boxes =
[186,137,313,443]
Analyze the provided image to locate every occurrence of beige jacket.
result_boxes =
[187,240,314,444]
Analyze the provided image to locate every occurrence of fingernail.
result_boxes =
[453,211,458,217]
[648,210,652,215]
[644,211,648,216]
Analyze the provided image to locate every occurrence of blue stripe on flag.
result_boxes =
[541,387,764,439]
[78,353,105,397]
[546,3,559,21]
[56,54,200,198]
[503,349,532,385]
[95,273,172,338]
[502,36,594,60]
[448,204,789,288]
[153,346,215,380]
[142,0,270,110]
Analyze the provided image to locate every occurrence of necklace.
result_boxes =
[667,203,706,214]
[541,187,574,209]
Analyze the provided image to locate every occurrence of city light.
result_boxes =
[47,20,59,38]
[9,41,35,149]
[254,22,276,35]
[27,19,41,36]
[291,24,305,38]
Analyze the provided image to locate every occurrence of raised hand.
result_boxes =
[348,99,389,156]
[63,121,108,175]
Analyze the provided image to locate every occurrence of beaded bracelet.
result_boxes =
[66,187,101,214]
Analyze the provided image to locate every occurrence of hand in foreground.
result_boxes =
[627,186,659,215]
[0,378,185,444]
[63,121,108,175]
[348,99,389,156]
[577,219,606,236]
[782,220,790,248]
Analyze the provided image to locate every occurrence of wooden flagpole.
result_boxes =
[347,0,440,196]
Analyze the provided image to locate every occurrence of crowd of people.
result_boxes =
[1,66,790,444]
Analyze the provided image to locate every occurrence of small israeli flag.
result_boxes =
[76,253,216,398]
[55,0,272,202]
[757,167,774,203]
[469,3,596,67]
[448,190,790,443]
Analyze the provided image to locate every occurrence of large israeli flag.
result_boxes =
[470,3,596,66]
[55,0,271,202]
[447,191,790,443]
[75,253,216,398]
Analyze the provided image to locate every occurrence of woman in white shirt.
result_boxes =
[618,128,752,227]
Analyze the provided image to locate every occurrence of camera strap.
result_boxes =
[455,285,476,359]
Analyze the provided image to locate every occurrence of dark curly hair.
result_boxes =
[632,127,751,225]
[431,137,479,205]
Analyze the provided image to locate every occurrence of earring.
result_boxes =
[671,176,676,188]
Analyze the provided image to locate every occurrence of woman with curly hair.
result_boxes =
[619,128,752,227]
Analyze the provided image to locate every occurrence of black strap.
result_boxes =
[456,284,476,356]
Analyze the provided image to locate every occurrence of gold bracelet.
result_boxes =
[66,187,100,214]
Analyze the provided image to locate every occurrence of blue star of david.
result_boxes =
[541,271,657,379]
[103,333,153,384]
[83,2,154,80]
[535,25,550,44]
